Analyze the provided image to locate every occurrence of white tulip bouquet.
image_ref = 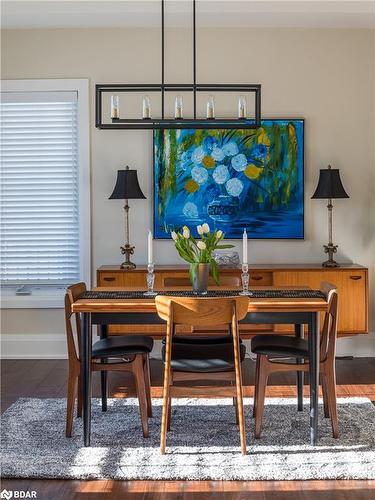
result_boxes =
[171,223,233,285]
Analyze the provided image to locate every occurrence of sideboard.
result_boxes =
[96,264,368,338]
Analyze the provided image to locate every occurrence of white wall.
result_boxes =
[1,27,374,357]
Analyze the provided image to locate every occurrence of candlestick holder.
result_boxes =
[239,263,252,296]
[144,263,157,296]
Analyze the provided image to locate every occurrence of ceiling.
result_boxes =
[2,0,375,29]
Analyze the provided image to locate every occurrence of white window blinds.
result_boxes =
[0,91,80,284]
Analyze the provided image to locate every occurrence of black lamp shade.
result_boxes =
[109,168,146,200]
[311,167,349,199]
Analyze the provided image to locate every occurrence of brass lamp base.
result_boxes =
[121,261,136,270]
[322,243,339,268]
[120,244,136,269]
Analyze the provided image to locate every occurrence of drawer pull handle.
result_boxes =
[350,275,362,281]
[251,275,263,281]
[103,277,116,282]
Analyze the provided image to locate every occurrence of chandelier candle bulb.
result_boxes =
[147,230,153,265]
[207,95,215,119]
[238,96,247,119]
[175,95,183,119]
[142,95,151,119]
[110,95,120,119]
[242,229,248,264]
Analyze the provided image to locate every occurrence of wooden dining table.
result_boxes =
[71,286,329,448]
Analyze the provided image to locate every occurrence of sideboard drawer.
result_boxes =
[98,272,124,286]
[249,271,272,286]
[98,270,162,288]
[162,274,241,287]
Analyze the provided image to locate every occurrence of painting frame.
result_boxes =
[153,118,305,240]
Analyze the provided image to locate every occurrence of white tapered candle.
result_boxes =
[110,95,119,119]
[148,230,153,265]
[242,229,248,264]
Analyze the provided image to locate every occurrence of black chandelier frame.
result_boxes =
[95,0,261,130]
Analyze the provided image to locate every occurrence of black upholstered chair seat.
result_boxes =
[251,334,309,358]
[92,335,154,359]
[162,337,246,372]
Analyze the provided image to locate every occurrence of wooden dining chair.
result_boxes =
[155,295,250,455]
[65,282,153,439]
[251,283,339,439]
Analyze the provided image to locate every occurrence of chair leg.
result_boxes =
[166,397,172,432]
[255,355,268,439]
[296,370,304,411]
[321,374,330,418]
[143,354,153,418]
[160,365,171,454]
[253,355,260,418]
[233,397,239,425]
[77,374,82,418]
[295,324,304,412]
[325,367,340,438]
[101,367,108,412]
[66,372,78,437]
[133,355,150,438]
[166,375,174,431]
[232,334,246,455]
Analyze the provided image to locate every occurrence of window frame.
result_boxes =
[1,79,90,308]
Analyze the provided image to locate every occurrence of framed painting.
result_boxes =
[153,119,304,239]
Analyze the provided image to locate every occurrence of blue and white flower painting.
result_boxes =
[154,120,304,239]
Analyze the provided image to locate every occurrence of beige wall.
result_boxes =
[1,27,374,356]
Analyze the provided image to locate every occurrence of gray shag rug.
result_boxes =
[1,397,374,481]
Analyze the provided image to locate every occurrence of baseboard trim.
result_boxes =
[1,334,68,359]
[1,333,374,359]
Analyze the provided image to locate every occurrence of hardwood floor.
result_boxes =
[1,357,375,499]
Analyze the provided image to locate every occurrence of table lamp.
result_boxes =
[311,165,349,267]
[109,166,146,269]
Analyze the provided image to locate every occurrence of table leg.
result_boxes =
[308,312,320,446]
[81,312,92,447]
[100,325,108,412]
[295,324,304,411]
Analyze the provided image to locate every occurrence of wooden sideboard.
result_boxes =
[97,264,368,338]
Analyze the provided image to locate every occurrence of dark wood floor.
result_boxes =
[1,357,375,499]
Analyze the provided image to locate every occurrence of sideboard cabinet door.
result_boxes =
[273,270,368,335]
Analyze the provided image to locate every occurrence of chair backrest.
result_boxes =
[155,295,249,328]
[319,282,338,362]
[64,282,86,363]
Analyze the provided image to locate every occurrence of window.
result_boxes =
[0,79,90,308]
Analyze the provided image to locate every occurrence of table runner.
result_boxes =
[81,289,326,300]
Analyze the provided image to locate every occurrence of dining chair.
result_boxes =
[155,295,250,455]
[65,282,153,438]
[251,283,339,438]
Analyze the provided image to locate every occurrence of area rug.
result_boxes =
[1,397,374,480]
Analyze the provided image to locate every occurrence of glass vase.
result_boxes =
[190,263,210,295]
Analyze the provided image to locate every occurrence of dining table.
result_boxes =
[71,286,329,448]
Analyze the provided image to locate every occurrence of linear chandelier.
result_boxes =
[95,0,261,130]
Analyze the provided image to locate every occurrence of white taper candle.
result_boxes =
[148,230,153,265]
[110,95,119,119]
[242,229,248,264]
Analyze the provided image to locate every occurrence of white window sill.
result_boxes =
[1,286,66,309]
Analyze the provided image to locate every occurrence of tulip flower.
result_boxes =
[182,226,190,239]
